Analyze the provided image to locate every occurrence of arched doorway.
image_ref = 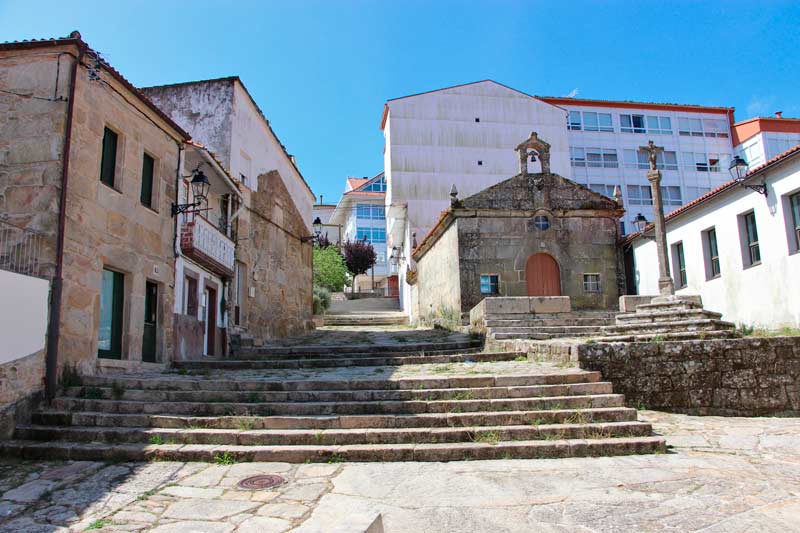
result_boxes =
[525,253,561,296]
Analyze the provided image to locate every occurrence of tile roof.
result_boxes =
[625,143,800,243]
[0,32,191,140]
[346,177,369,190]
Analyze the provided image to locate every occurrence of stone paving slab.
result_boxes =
[2,411,800,532]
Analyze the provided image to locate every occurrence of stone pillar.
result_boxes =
[647,169,674,296]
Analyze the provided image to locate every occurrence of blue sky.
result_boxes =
[2,0,798,205]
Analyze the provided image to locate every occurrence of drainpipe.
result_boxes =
[173,143,184,258]
[45,43,84,401]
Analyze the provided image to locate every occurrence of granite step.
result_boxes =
[79,371,603,392]
[0,436,666,462]
[487,325,609,336]
[32,406,638,430]
[230,345,484,361]
[16,420,653,446]
[51,393,627,417]
[484,318,614,328]
[597,329,736,343]
[606,318,735,334]
[615,308,724,325]
[62,381,614,403]
[171,351,521,370]
[322,317,409,326]
[242,339,481,356]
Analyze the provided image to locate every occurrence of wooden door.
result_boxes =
[142,281,157,363]
[205,287,217,356]
[525,253,561,296]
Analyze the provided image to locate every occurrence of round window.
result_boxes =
[533,215,550,230]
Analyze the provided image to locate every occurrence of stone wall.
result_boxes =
[0,349,45,439]
[235,170,313,340]
[579,337,800,416]
[416,221,461,319]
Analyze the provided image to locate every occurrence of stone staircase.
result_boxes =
[598,297,736,342]
[484,312,617,340]
[321,313,409,327]
[1,334,665,462]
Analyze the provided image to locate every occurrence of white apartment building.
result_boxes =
[381,80,738,313]
[733,114,800,168]
[329,173,390,292]
[628,145,800,327]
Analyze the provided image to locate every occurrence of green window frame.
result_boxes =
[100,127,118,188]
[98,269,124,359]
[744,211,761,265]
[706,228,720,278]
[790,192,800,251]
[140,153,155,208]
[674,242,687,288]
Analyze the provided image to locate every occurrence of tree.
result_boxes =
[313,246,349,292]
[342,238,377,281]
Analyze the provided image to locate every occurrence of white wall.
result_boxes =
[0,270,49,363]
[632,156,800,327]
[230,82,315,232]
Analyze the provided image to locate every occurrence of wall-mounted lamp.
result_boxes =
[171,170,210,217]
[729,155,767,197]
[633,213,655,240]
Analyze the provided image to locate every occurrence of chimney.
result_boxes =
[775,111,783,118]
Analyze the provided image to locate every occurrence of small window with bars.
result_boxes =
[583,274,601,293]
[480,274,499,295]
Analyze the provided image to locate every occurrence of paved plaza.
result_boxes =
[1,411,799,532]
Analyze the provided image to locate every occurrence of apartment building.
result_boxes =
[627,145,800,327]
[381,80,738,312]
[733,114,800,168]
[329,173,390,292]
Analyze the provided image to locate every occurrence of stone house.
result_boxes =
[0,33,190,397]
[410,133,625,319]
[143,77,315,340]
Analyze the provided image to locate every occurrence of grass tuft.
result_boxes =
[214,451,236,465]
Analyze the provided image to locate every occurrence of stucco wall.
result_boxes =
[632,156,800,327]
[235,170,313,340]
[0,270,49,364]
[416,220,461,318]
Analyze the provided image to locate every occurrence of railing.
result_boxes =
[180,215,235,276]
[0,218,49,279]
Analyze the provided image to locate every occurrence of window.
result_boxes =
[568,111,613,132]
[703,227,720,279]
[702,118,729,138]
[660,186,682,206]
[623,149,678,170]
[583,274,601,293]
[740,211,761,266]
[356,203,384,220]
[477,160,483,166]
[140,153,155,208]
[356,226,386,243]
[480,274,499,295]
[533,215,550,230]
[184,275,198,316]
[475,118,480,123]
[585,148,618,168]
[787,191,800,253]
[620,114,646,133]
[100,127,118,188]
[678,117,704,137]
[627,185,653,206]
[588,183,617,199]
[683,152,724,173]
[646,115,672,134]
[362,177,386,192]
[672,241,687,288]
[570,147,586,167]
[686,186,711,202]
[376,251,386,264]
[239,173,248,189]
[98,268,124,359]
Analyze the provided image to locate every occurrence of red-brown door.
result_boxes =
[525,253,561,296]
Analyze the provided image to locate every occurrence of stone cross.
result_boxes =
[515,132,551,175]
[639,140,664,171]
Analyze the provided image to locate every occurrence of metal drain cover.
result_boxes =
[238,474,286,490]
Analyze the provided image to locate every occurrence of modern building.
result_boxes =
[381,80,739,314]
[144,77,315,340]
[0,32,190,398]
[733,113,800,168]
[627,145,800,328]
[329,173,391,293]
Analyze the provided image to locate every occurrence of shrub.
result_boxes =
[313,285,332,315]
[342,238,377,279]
[313,246,349,292]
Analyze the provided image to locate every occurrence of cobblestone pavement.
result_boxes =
[2,412,799,532]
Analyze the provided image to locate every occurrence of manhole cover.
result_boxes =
[238,474,286,490]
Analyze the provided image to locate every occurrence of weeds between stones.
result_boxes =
[327,452,345,464]
[214,452,236,465]
[471,431,501,445]
[61,363,82,388]
[237,419,255,431]
[584,339,598,345]
[81,387,103,400]
[111,382,125,401]
[85,519,111,530]
[514,355,527,362]
[246,392,260,404]
[583,427,614,440]
[149,435,165,445]
[451,391,475,401]
[564,411,590,425]
[648,335,665,344]
[136,489,157,501]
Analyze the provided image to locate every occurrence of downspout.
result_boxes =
[45,44,84,400]
[173,143,184,258]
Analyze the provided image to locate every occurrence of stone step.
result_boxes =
[240,339,481,356]
[51,393,627,417]
[487,325,608,336]
[171,351,521,370]
[79,371,603,392]
[230,345,484,361]
[633,300,703,312]
[33,406,637,430]
[484,318,614,327]
[322,318,409,326]
[597,329,736,343]
[615,308,724,324]
[0,435,666,462]
[607,319,735,334]
[16,420,653,446]
[482,312,617,321]
[63,381,614,403]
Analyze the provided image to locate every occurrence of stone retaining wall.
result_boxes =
[0,349,45,438]
[579,337,800,416]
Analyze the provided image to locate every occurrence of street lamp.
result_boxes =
[313,217,322,237]
[171,170,211,217]
[728,155,767,196]
[633,213,648,233]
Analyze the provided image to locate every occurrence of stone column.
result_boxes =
[647,168,674,296]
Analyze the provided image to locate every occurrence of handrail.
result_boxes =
[0,218,49,279]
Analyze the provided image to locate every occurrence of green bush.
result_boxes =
[313,246,349,292]
[313,285,332,315]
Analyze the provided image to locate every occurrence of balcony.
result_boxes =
[180,215,235,277]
